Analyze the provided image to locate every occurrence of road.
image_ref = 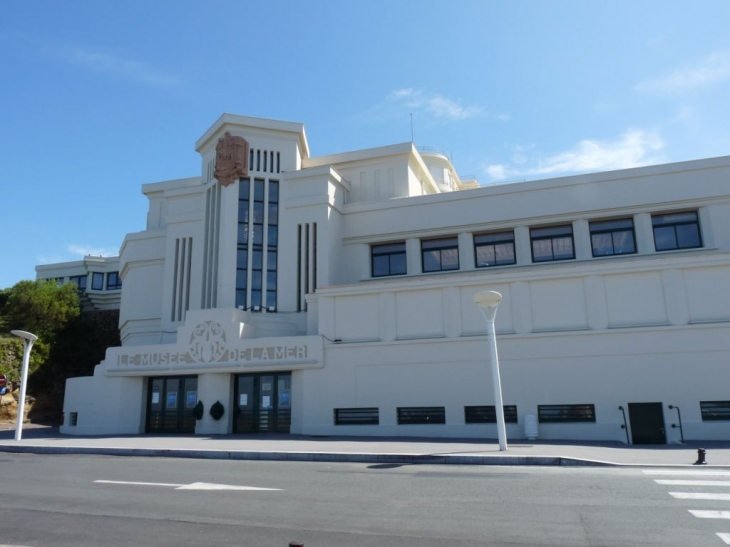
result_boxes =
[1,454,729,546]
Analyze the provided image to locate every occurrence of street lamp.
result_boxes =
[11,330,38,441]
[473,291,508,451]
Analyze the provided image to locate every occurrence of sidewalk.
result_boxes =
[1,424,728,467]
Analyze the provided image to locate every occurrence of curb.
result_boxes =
[0,444,615,466]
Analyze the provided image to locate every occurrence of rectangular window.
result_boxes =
[538,404,596,423]
[397,406,446,425]
[421,237,459,272]
[590,219,637,257]
[91,272,104,291]
[106,272,122,290]
[334,407,379,425]
[69,275,87,291]
[531,225,575,262]
[652,211,702,251]
[700,401,730,421]
[474,231,516,267]
[464,405,518,424]
[371,242,407,277]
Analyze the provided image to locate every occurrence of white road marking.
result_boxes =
[0,544,33,547]
[670,492,730,501]
[689,510,730,519]
[656,480,730,486]
[718,532,730,544]
[94,479,280,491]
[643,470,730,476]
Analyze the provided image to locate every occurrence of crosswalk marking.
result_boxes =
[717,532,730,544]
[688,510,730,520]
[656,479,730,486]
[643,470,730,477]
[670,492,730,501]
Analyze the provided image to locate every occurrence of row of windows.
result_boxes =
[333,404,594,426]
[371,211,703,277]
[57,272,121,291]
[334,401,730,426]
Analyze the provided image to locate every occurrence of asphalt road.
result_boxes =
[1,454,729,547]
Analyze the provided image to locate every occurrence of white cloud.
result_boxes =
[389,88,484,120]
[51,45,181,86]
[68,244,118,257]
[485,129,666,182]
[635,50,730,95]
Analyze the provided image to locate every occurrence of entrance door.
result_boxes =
[234,373,291,433]
[628,402,666,444]
[146,376,198,433]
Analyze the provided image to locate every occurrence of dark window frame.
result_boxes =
[91,272,104,291]
[538,404,596,423]
[652,211,703,252]
[421,237,460,273]
[106,272,122,290]
[69,275,87,291]
[334,407,380,426]
[371,242,407,277]
[530,225,575,263]
[589,218,637,257]
[474,231,516,268]
[397,406,446,425]
[700,401,730,421]
[464,405,518,424]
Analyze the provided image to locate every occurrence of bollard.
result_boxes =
[694,448,707,465]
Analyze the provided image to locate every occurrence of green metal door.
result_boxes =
[146,376,198,433]
[234,372,291,433]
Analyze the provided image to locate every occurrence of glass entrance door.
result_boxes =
[234,372,291,433]
[146,376,198,433]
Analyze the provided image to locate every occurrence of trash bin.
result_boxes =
[524,414,538,440]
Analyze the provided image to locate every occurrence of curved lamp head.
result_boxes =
[11,330,38,343]
[473,291,502,309]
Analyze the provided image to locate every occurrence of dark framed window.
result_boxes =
[652,211,702,251]
[422,237,459,272]
[538,404,595,423]
[700,401,730,421]
[474,231,516,267]
[371,242,407,277]
[106,272,122,290]
[91,272,104,291]
[531,225,575,262]
[334,407,379,425]
[397,406,445,425]
[465,405,518,424]
[69,275,87,291]
[590,219,636,257]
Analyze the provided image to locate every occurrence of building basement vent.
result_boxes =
[397,406,445,425]
[334,407,379,426]
[465,405,518,424]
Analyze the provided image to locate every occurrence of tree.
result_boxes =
[3,280,80,341]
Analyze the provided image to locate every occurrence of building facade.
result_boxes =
[57,114,730,443]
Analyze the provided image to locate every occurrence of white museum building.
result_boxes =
[42,113,730,444]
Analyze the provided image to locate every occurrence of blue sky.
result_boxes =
[2,1,730,289]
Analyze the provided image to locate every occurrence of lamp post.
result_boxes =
[11,330,38,441]
[473,291,507,451]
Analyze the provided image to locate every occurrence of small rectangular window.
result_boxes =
[465,405,518,424]
[334,407,379,425]
[371,242,407,277]
[590,219,636,257]
[474,231,516,267]
[538,404,595,423]
[531,225,575,262]
[106,272,122,290]
[91,272,104,290]
[652,211,702,251]
[69,275,87,291]
[422,237,459,272]
[397,406,445,425]
[700,401,730,421]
